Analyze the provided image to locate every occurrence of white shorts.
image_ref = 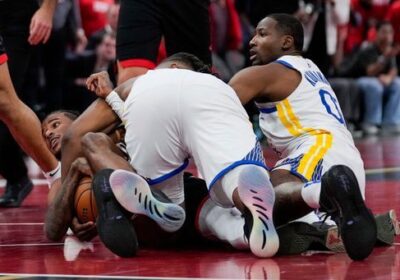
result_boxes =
[272,133,366,196]
[122,69,266,191]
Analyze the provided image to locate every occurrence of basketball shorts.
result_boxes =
[272,134,366,197]
[117,0,211,68]
[122,69,267,193]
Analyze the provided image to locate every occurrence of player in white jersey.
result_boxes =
[84,53,279,258]
[228,14,377,261]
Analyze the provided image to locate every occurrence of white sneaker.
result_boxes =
[109,169,186,232]
[238,166,279,257]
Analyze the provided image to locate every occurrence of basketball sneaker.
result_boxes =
[92,169,138,257]
[237,165,279,258]
[319,165,377,260]
[375,209,400,245]
[0,177,33,207]
[276,221,345,255]
[109,169,186,232]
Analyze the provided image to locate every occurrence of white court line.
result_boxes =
[0,223,43,226]
[0,243,63,247]
[0,273,216,280]
[0,179,48,188]
[365,166,400,175]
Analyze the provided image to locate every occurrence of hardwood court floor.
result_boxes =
[0,135,399,280]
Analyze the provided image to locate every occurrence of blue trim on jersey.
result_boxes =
[275,60,295,70]
[272,154,323,183]
[208,141,269,189]
[258,106,277,114]
[147,159,189,185]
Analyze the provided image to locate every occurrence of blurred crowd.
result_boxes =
[15,0,400,136]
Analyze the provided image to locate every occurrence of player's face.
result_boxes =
[42,113,74,158]
[249,17,284,65]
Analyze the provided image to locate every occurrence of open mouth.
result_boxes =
[50,137,59,151]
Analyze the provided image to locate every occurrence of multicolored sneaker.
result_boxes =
[109,169,186,232]
[238,165,279,258]
[92,169,138,257]
[319,165,377,260]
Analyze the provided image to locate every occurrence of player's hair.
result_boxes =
[268,13,304,52]
[46,110,80,121]
[376,20,392,31]
[163,52,212,74]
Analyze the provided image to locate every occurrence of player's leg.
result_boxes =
[162,0,211,67]
[81,132,137,257]
[116,0,161,84]
[271,165,376,261]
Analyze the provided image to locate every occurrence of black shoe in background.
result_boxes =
[0,177,33,207]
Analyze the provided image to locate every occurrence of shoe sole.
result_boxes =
[92,169,138,257]
[322,165,377,260]
[109,170,186,232]
[238,166,279,258]
[375,209,399,245]
[277,222,345,255]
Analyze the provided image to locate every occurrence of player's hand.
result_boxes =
[28,6,54,45]
[71,217,97,241]
[86,71,114,98]
[70,157,92,178]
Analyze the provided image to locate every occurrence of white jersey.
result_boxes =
[256,56,365,193]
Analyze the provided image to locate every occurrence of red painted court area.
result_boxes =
[0,136,399,280]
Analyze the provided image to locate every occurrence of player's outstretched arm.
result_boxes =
[45,158,92,241]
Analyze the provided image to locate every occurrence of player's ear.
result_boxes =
[170,62,179,69]
[282,35,294,51]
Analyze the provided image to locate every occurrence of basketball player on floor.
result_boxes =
[227,14,377,261]
[42,109,213,248]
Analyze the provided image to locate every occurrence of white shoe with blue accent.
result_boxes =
[109,169,186,232]
[238,165,279,258]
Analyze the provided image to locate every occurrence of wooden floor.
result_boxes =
[0,135,399,280]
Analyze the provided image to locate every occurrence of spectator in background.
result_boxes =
[64,32,116,112]
[86,1,119,50]
[209,0,244,81]
[350,21,400,135]
[299,0,350,75]
[79,0,113,38]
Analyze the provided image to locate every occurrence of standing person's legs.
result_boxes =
[116,0,162,84]
[162,0,211,66]
[357,77,384,133]
[382,77,400,130]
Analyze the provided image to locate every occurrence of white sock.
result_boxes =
[43,161,61,187]
[301,181,321,209]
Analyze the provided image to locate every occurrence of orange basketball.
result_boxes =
[74,176,98,223]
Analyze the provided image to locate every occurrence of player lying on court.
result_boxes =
[42,109,225,249]
[227,13,378,261]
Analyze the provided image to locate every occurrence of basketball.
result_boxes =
[74,176,98,223]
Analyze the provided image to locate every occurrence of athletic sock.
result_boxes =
[43,161,61,187]
[301,181,321,209]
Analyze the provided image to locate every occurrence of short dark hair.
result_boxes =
[163,52,212,74]
[46,110,80,121]
[268,13,304,51]
[376,20,392,31]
